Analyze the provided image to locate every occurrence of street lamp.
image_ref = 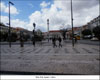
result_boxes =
[98,0,100,53]
[33,23,36,35]
[8,1,14,47]
[47,19,49,42]
[32,23,36,47]
[71,0,74,47]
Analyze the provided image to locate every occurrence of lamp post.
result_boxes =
[33,23,36,35]
[98,0,100,53]
[8,1,14,47]
[71,0,74,47]
[47,19,49,42]
[32,23,36,47]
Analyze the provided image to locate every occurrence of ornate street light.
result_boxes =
[32,23,36,47]
[33,23,36,29]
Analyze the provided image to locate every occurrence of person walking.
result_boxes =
[75,37,77,43]
[54,37,57,47]
[58,37,62,47]
[20,31,24,47]
[52,37,57,48]
[32,36,35,47]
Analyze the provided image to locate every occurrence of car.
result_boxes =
[91,37,99,41]
[83,35,92,39]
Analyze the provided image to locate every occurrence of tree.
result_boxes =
[11,32,18,42]
[93,26,100,40]
[3,32,8,41]
[0,22,5,26]
[23,34,30,41]
[36,29,42,36]
[0,31,4,41]
[60,28,67,40]
[82,29,92,36]
[34,29,44,41]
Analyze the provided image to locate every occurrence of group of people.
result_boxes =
[31,36,77,48]
[52,37,62,48]
[31,36,62,48]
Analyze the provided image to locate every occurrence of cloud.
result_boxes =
[54,0,99,12]
[40,1,50,8]
[1,16,9,24]
[11,19,28,28]
[0,16,29,30]
[30,0,99,31]
[1,0,99,32]
[0,2,19,14]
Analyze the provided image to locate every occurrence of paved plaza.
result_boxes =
[0,41,100,75]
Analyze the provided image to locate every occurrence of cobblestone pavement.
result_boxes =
[0,42,100,75]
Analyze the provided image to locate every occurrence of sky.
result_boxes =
[0,0,99,32]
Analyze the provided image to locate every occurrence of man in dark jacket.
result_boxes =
[52,37,57,48]
[58,37,62,47]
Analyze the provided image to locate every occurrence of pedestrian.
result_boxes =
[52,37,55,48]
[20,36,24,47]
[75,37,77,43]
[20,31,24,47]
[58,37,62,47]
[32,36,35,47]
[54,37,57,47]
[52,37,57,48]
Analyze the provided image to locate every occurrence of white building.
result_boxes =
[88,16,100,31]
[43,30,62,39]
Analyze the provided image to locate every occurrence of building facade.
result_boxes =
[43,30,62,39]
[87,16,100,31]
[0,23,32,40]
[67,27,82,39]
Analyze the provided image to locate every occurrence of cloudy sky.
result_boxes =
[0,0,99,32]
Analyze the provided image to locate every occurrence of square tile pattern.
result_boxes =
[0,43,100,75]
